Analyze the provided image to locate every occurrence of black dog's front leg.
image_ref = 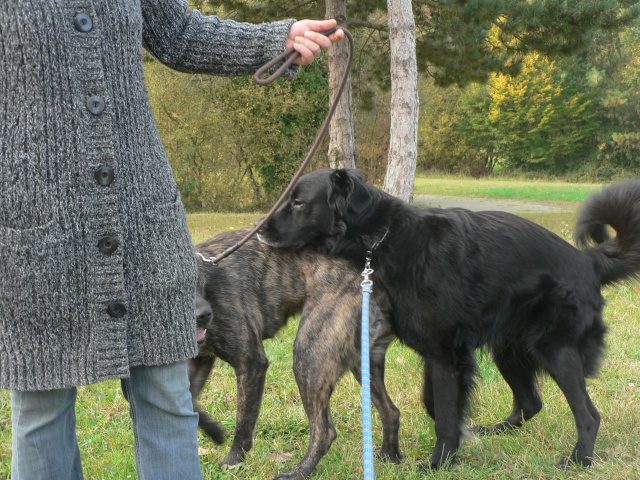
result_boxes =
[423,362,463,470]
[423,362,436,420]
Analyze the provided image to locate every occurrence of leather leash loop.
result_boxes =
[253,27,339,86]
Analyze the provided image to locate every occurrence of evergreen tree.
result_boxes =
[457,53,601,173]
[586,25,640,175]
[198,0,639,87]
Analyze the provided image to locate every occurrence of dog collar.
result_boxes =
[368,228,390,254]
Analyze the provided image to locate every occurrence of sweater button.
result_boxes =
[98,235,119,255]
[107,302,127,318]
[87,95,105,115]
[74,13,93,32]
[94,165,115,186]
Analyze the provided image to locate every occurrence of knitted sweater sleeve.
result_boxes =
[141,0,297,77]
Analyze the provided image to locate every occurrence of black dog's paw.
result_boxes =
[473,422,516,437]
[473,425,491,436]
[556,455,593,469]
[200,417,226,444]
[419,461,441,473]
[419,449,457,472]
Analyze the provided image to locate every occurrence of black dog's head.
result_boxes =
[257,168,375,251]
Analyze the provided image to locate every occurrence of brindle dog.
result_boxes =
[189,229,402,480]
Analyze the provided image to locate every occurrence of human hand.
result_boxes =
[286,19,345,66]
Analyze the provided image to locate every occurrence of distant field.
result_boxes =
[187,211,263,244]
[414,176,603,204]
[187,176,605,244]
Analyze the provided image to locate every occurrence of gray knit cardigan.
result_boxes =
[0,0,295,391]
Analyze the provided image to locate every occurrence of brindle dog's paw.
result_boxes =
[220,449,245,467]
[377,448,403,464]
[273,470,306,480]
[200,417,226,444]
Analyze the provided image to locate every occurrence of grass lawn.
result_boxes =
[1,177,639,479]
[414,175,603,205]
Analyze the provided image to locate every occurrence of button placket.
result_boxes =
[67,1,128,373]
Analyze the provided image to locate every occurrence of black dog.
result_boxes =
[189,229,402,479]
[258,168,640,469]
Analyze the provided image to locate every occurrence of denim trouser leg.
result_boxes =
[121,361,202,480]
[11,387,84,480]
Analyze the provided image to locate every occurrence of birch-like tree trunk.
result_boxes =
[383,0,419,203]
[325,0,357,169]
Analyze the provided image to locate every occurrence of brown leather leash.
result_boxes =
[197,26,354,265]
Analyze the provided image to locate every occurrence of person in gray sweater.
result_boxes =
[0,1,343,478]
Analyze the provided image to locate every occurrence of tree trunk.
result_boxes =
[325,0,357,169]
[383,0,418,203]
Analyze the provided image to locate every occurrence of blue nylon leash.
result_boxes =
[360,254,375,480]
[359,229,388,480]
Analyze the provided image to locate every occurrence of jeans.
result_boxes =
[11,361,202,480]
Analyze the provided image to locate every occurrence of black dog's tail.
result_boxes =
[576,179,640,285]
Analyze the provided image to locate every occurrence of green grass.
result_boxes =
[1,177,639,479]
[414,175,602,205]
[187,212,265,244]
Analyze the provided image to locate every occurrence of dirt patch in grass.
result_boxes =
[414,194,574,213]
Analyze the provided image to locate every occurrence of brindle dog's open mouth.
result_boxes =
[196,328,207,344]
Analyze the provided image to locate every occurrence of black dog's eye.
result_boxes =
[292,199,304,209]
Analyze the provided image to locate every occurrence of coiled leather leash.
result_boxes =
[197,26,354,265]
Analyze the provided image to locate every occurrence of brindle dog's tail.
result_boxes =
[576,179,640,286]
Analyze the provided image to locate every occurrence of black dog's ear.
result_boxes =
[329,169,372,216]
[328,169,351,216]
[347,172,373,215]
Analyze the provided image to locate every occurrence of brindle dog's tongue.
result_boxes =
[196,328,206,343]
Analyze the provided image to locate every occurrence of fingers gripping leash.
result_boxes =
[253,27,342,86]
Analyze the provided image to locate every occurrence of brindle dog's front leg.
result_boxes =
[220,347,270,466]
[274,343,338,479]
[188,355,226,444]
[356,345,402,463]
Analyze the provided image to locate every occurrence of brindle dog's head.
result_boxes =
[258,168,373,250]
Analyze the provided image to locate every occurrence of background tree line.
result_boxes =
[145,1,640,211]
[420,25,640,179]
